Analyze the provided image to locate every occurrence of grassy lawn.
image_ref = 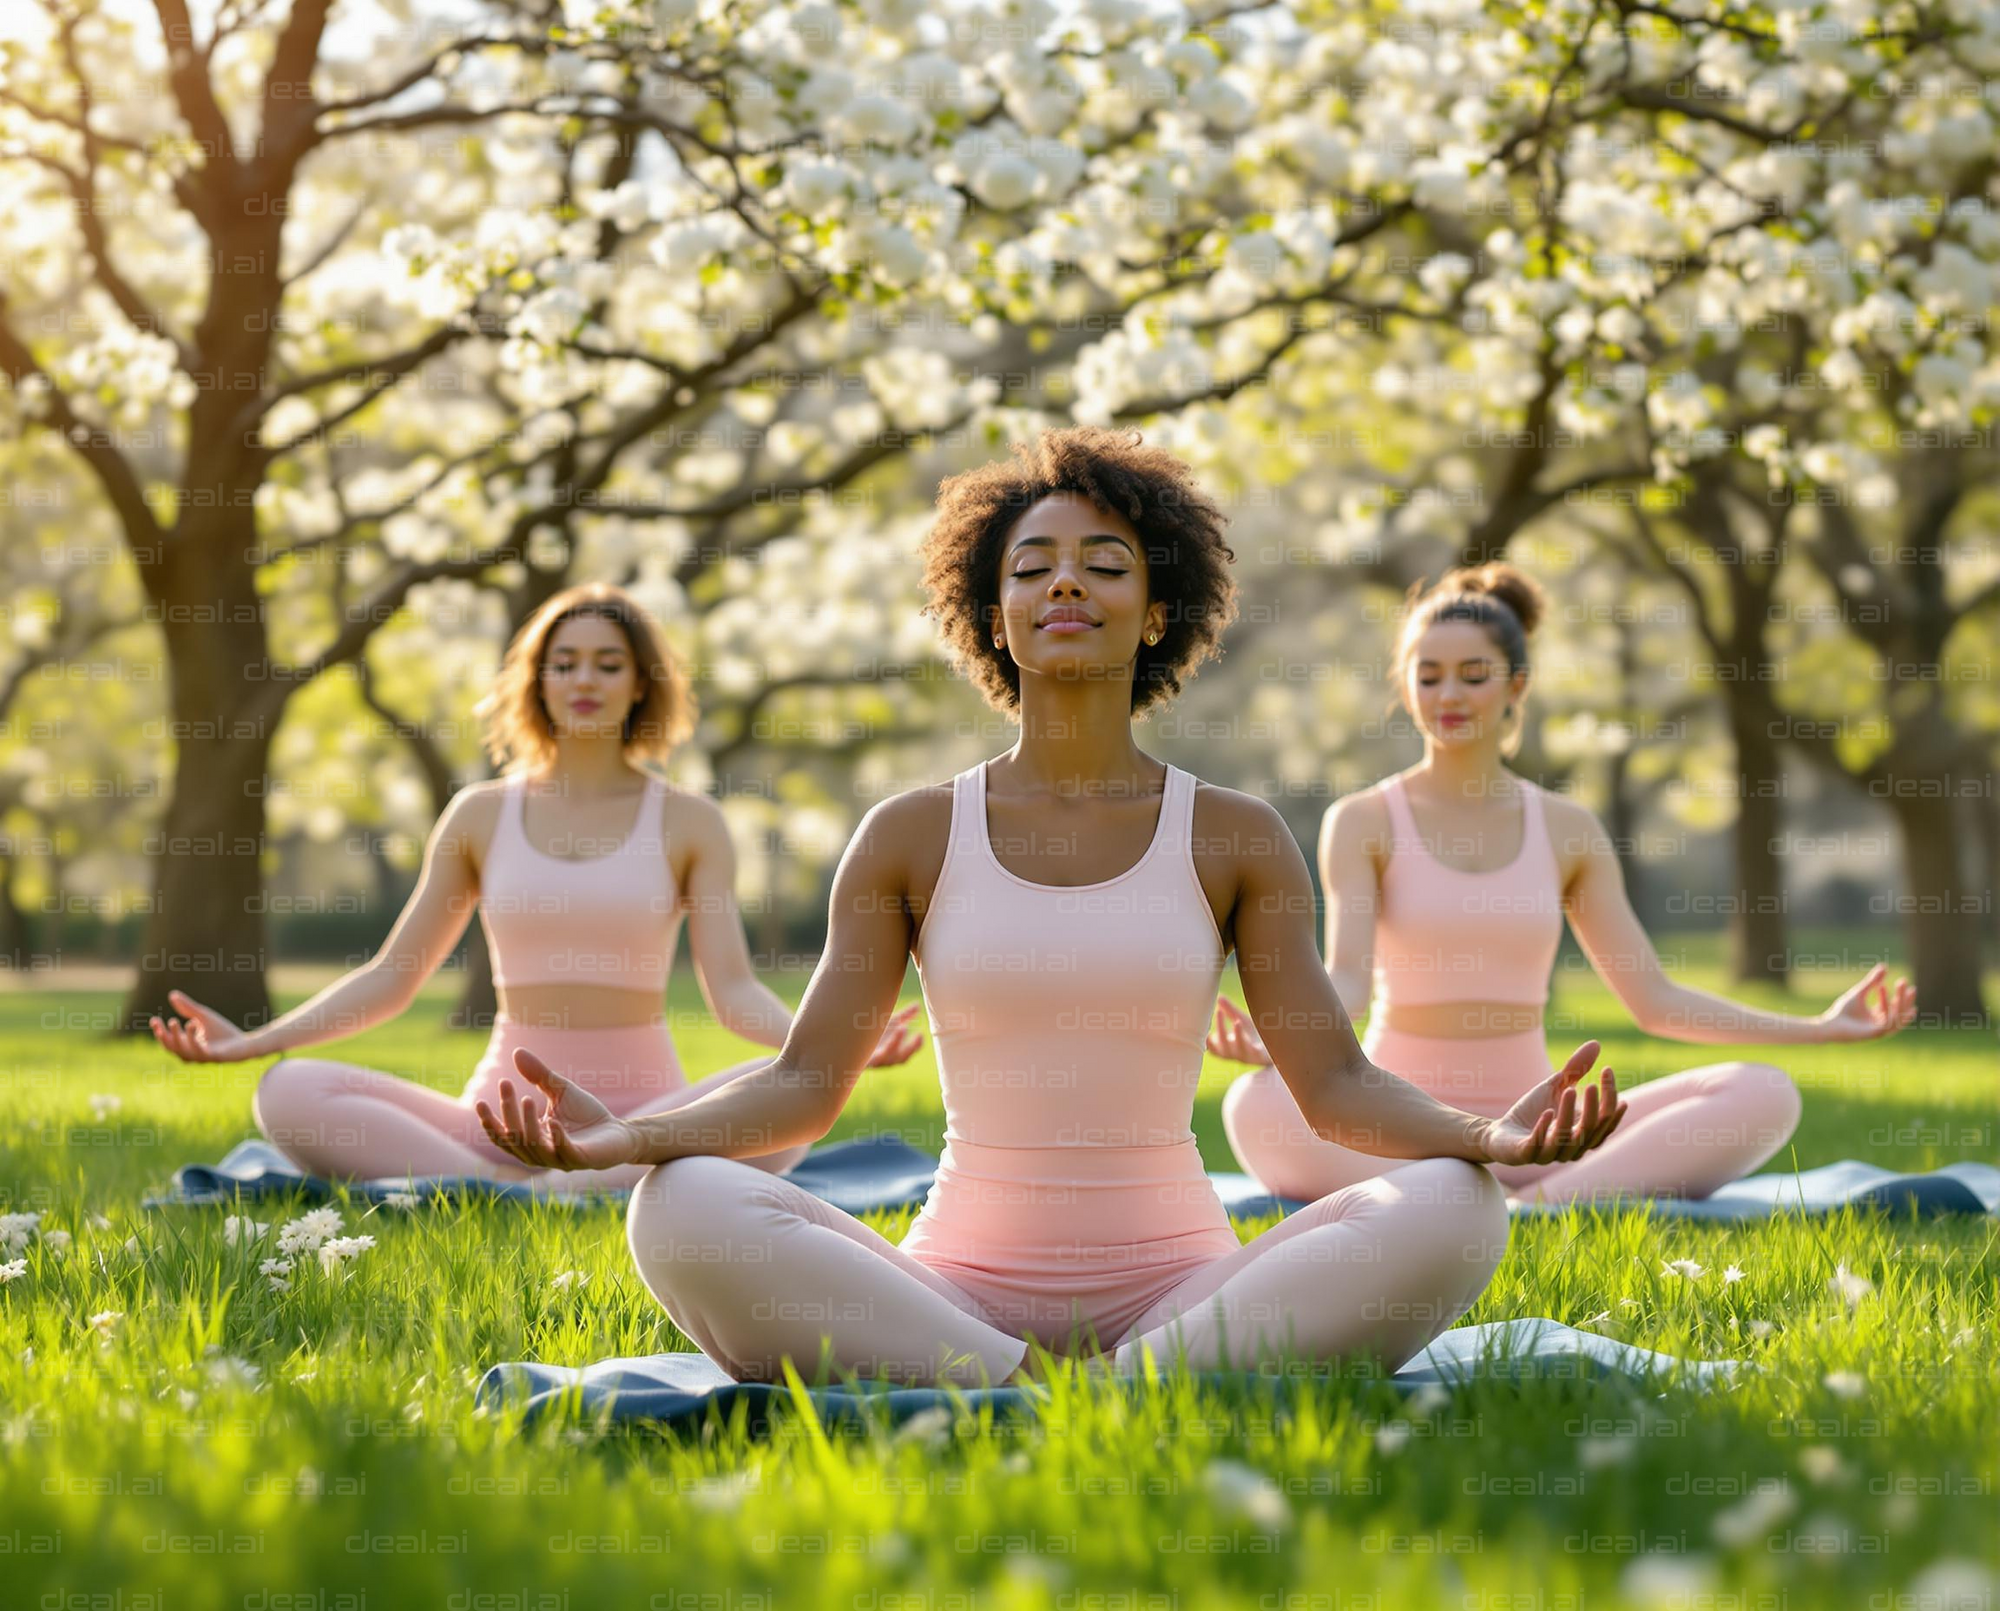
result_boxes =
[1,937,1995,1607]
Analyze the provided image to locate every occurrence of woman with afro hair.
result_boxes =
[475,428,1627,1388]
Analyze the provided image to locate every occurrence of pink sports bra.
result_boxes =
[911,759,1225,1149]
[1369,772,1565,1009]
[478,773,683,994]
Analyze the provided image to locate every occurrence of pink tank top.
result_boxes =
[478,773,683,994]
[1370,772,1565,1009]
[911,759,1224,1149]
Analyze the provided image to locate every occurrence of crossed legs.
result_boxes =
[624,1152,1508,1387]
[1221,1046,1804,1206]
[254,1046,811,1191]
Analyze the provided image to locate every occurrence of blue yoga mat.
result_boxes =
[476,1317,1745,1433]
[144,1133,937,1212]
[1220,1161,2000,1221]
[151,1136,1999,1222]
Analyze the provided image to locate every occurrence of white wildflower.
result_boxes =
[317,1234,376,1273]
[203,1354,263,1389]
[1797,1445,1850,1485]
[223,1217,270,1246]
[1711,1479,1797,1546]
[1662,1259,1707,1279]
[0,1212,42,1254]
[1620,1552,1719,1605]
[549,1271,590,1291]
[1822,1370,1866,1399]
[380,1193,418,1210]
[277,1207,344,1256]
[0,1259,26,1282]
[1722,1265,1746,1284]
[89,1093,123,1118]
[89,1310,124,1333]
[1827,1263,1874,1308]
[1201,1457,1293,1532]
[41,1231,70,1254]
[1374,1420,1412,1455]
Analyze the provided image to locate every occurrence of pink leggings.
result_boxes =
[252,1014,811,1193]
[1222,1025,1804,1205]
[624,1152,1510,1386]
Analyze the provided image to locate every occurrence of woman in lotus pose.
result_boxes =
[149,583,922,1192]
[1215,563,1916,1209]
[477,429,1627,1388]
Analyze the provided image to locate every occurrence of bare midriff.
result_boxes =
[494,984,667,1030]
[1372,1000,1545,1038]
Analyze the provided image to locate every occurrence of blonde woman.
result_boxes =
[1216,563,1915,1208]
[150,583,922,1192]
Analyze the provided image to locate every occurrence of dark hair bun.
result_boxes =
[1443,562,1544,638]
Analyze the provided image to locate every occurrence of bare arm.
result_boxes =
[228,790,481,1058]
[1562,804,1911,1044]
[676,793,797,1049]
[1318,791,1381,1016]
[615,796,920,1165]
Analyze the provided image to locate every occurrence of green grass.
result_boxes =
[2,939,1996,1607]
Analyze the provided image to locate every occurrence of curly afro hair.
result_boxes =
[918,426,1239,719]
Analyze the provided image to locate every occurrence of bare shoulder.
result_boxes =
[1534,783,1609,856]
[1321,781,1392,847]
[1531,781,1611,891]
[1190,779,1297,862]
[657,780,729,844]
[861,781,954,871]
[442,779,506,878]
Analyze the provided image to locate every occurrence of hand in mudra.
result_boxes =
[149,989,259,1063]
[863,1003,926,1068]
[1205,998,1271,1064]
[1480,1040,1627,1168]
[1818,962,1916,1042]
[475,1049,644,1172]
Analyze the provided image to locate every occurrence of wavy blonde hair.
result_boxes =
[474,583,696,778]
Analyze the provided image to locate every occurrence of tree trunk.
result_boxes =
[116,558,278,1034]
[1978,780,2000,949]
[1726,705,1790,986]
[0,855,32,973]
[1885,784,1989,1027]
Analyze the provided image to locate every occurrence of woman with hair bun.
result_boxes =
[1215,562,1917,1207]
[149,582,923,1192]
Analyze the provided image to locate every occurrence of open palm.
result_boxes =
[1819,963,1916,1042]
[474,1049,643,1172]
[1481,1039,1628,1168]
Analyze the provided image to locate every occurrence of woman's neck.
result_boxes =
[540,736,643,794]
[1002,684,1155,798]
[1414,743,1515,801]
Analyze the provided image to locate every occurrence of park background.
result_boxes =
[1,0,1997,1606]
